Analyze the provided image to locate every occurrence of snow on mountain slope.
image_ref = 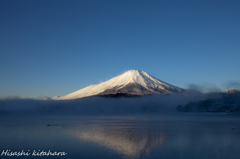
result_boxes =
[52,70,184,100]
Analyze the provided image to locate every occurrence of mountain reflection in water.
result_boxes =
[65,114,240,159]
[68,123,167,158]
[0,114,240,159]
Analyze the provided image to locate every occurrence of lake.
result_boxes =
[0,113,240,159]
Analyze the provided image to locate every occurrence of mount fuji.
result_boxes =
[51,70,186,100]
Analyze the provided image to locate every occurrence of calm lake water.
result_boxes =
[0,113,240,159]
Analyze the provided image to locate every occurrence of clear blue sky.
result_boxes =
[0,0,240,99]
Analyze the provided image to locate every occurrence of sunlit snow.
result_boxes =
[52,70,183,100]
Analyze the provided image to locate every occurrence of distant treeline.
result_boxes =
[177,89,240,113]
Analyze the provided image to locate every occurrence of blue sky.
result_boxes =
[0,0,240,98]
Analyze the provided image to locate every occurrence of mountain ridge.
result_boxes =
[51,70,185,100]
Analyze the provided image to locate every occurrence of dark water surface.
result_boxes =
[0,113,240,159]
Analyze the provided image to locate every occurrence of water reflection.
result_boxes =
[0,115,240,159]
[65,115,240,159]
[68,120,167,158]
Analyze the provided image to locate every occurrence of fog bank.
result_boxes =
[0,94,211,116]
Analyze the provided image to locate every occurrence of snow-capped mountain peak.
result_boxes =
[51,70,184,100]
